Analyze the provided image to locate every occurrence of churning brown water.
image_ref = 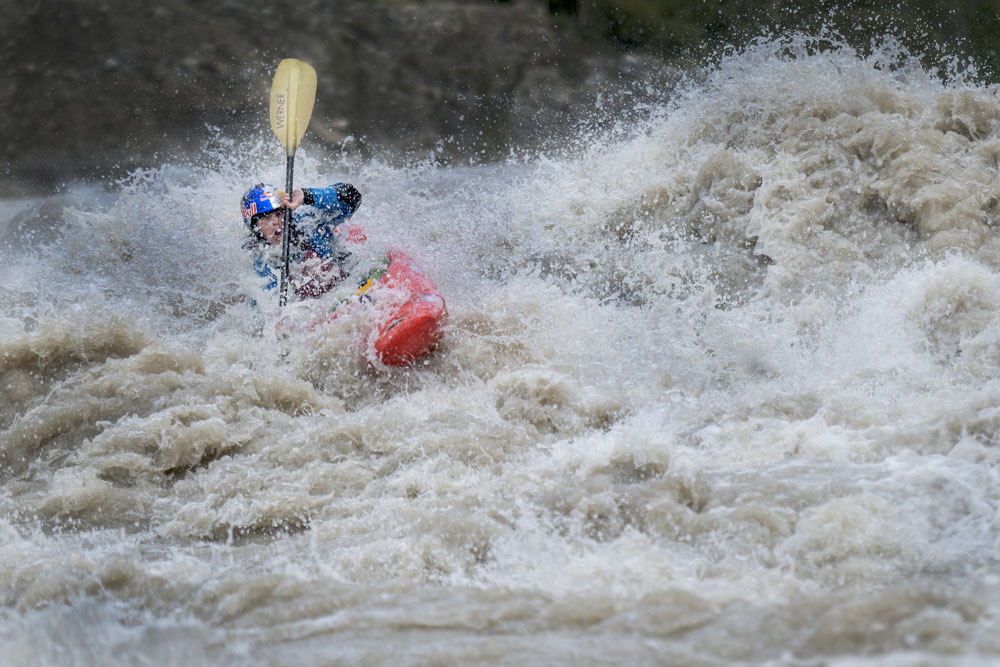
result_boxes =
[3,37,1000,665]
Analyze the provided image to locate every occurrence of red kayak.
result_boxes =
[306,231,447,366]
[362,249,447,366]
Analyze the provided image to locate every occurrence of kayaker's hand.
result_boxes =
[281,188,306,210]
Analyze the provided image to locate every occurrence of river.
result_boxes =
[2,36,999,665]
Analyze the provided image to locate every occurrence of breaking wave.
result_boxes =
[3,35,1000,665]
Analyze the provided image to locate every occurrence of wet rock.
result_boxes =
[0,0,680,192]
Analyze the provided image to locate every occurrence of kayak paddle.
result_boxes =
[269,58,317,306]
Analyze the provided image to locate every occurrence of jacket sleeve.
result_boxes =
[299,183,363,260]
[253,254,279,291]
[303,183,362,219]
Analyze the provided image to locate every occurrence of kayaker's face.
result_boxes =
[257,209,284,245]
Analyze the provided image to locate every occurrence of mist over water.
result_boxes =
[3,36,1000,664]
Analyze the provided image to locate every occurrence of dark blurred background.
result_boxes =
[2,0,998,195]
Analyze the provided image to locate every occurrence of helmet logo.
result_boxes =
[241,184,281,226]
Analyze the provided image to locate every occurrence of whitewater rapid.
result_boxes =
[3,37,1000,665]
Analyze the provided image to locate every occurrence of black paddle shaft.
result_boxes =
[278,155,295,307]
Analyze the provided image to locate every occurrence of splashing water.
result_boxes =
[3,36,1000,665]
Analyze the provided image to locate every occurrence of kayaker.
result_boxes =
[240,182,364,300]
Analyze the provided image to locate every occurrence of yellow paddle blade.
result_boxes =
[270,58,317,156]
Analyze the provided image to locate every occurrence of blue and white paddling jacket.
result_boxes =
[245,183,363,300]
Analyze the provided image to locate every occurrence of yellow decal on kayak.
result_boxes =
[327,255,390,314]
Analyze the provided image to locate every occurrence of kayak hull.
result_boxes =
[369,250,447,366]
[311,248,446,366]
